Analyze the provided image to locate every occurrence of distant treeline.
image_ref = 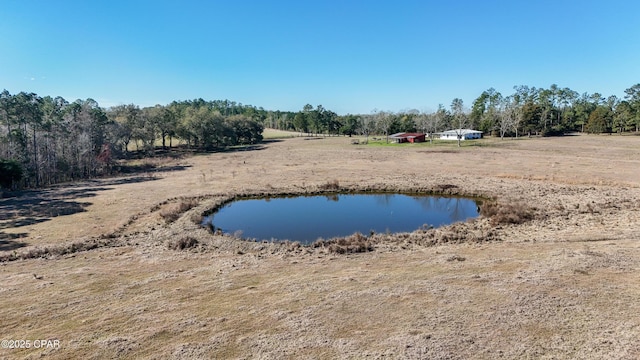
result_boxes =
[1,83,639,189]
[269,84,640,139]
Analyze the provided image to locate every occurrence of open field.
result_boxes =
[2,132,640,359]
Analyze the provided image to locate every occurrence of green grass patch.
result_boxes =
[365,138,490,148]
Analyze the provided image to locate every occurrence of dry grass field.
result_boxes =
[2,131,640,359]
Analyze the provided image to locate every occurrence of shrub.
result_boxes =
[319,179,340,191]
[167,237,199,250]
[160,198,199,223]
[480,201,534,226]
[190,213,204,225]
[316,233,374,254]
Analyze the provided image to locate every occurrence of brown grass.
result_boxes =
[318,179,340,191]
[480,200,535,225]
[2,133,640,359]
[167,236,199,250]
[446,254,466,261]
[313,232,374,254]
[159,198,199,223]
[0,237,125,261]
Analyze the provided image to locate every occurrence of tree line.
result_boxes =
[0,92,263,190]
[468,84,640,137]
[2,83,639,189]
[272,84,640,140]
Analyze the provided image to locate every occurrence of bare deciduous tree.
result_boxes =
[373,110,394,143]
[359,114,375,143]
[450,98,468,147]
[430,104,447,143]
[498,97,516,139]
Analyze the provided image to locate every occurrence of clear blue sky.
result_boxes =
[1,0,639,114]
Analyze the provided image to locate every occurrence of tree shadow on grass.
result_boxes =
[115,164,191,175]
[190,145,269,155]
[0,174,167,246]
[0,240,28,251]
[176,140,284,155]
[0,233,28,251]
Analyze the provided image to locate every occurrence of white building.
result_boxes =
[437,129,483,141]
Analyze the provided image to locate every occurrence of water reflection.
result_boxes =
[410,196,479,223]
[203,193,479,244]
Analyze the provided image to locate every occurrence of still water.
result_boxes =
[203,194,479,244]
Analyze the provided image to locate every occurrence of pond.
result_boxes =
[202,193,480,244]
